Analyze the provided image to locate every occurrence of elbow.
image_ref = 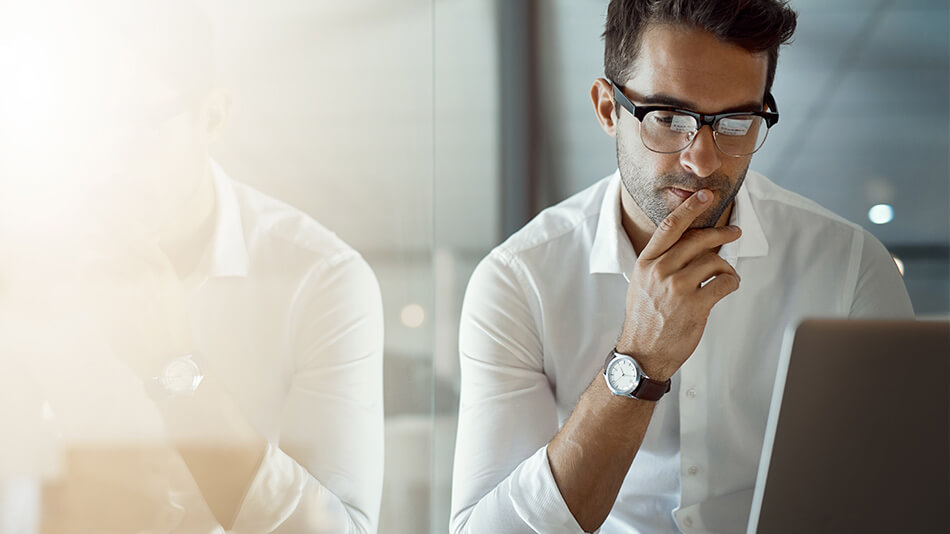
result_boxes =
[448,504,475,534]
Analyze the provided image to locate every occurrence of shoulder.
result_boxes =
[744,171,868,253]
[230,179,364,272]
[744,171,864,235]
[490,174,612,267]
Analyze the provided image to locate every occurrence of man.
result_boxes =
[451,1,913,533]
[0,2,383,532]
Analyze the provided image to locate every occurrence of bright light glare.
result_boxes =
[891,255,905,277]
[868,204,894,225]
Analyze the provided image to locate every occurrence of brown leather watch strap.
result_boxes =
[632,376,671,402]
[604,348,672,402]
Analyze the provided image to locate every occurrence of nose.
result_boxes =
[678,126,722,178]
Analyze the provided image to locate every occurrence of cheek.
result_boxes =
[133,122,206,193]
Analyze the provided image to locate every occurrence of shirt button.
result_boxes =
[686,388,697,398]
[688,465,699,475]
[684,516,694,527]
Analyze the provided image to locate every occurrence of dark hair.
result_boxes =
[603,0,797,96]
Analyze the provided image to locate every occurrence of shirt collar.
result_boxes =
[204,159,250,278]
[589,170,769,276]
[589,171,637,276]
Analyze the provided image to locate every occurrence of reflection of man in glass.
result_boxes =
[451,1,912,533]
[0,2,383,532]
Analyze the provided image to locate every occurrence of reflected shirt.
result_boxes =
[450,170,913,534]
[187,161,385,533]
[6,161,384,534]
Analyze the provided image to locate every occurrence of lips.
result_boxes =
[668,187,696,200]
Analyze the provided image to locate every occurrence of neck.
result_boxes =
[158,161,218,277]
[620,187,733,257]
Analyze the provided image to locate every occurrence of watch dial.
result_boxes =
[608,357,640,394]
[160,358,200,395]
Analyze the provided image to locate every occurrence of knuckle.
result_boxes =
[651,256,673,276]
[720,274,740,293]
[669,273,692,293]
[658,214,680,233]
[698,250,720,265]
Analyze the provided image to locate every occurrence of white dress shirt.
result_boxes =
[450,170,913,534]
[0,161,384,533]
[195,162,385,533]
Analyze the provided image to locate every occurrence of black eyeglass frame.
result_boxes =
[609,79,780,156]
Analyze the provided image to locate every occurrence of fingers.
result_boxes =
[638,189,714,261]
[655,225,742,272]
[678,251,740,289]
[698,271,741,304]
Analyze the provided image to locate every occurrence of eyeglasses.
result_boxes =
[609,79,779,157]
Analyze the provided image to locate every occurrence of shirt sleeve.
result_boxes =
[450,252,589,534]
[229,253,384,534]
[849,229,915,319]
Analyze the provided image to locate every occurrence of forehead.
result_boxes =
[625,24,769,113]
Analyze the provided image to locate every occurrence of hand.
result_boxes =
[617,189,742,381]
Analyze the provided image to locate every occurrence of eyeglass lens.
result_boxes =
[639,111,769,156]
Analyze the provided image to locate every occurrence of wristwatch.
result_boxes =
[147,354,204,400]
[603,348,671,402]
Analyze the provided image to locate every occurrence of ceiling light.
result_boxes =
[868,204,894,225]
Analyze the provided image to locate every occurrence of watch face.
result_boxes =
[159,357,202,395]
[607,356,640,395]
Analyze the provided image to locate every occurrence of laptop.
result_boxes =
[747,319,949,534]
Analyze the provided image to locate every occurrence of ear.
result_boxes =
[202,88,232,144]
[591,77,618,138]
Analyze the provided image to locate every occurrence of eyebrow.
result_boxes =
[639,93,764,114]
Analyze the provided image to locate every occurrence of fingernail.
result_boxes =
[697,190,711,202]
[731,225,742,233]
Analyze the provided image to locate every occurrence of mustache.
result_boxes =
[654,172,732,192]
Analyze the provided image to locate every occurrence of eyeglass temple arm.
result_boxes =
[765,92,779,126]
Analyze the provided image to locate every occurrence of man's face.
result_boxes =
[79,48,212,240]
[613,24,769,229]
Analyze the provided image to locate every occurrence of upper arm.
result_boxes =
[451,252,559,528]
[277,253,384,531]
[849,229,914,319]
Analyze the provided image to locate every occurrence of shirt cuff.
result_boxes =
[509,445,597,534]
[227,442,307,533]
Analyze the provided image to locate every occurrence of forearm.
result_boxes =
[157,376,267,529]
[546,375,657,532]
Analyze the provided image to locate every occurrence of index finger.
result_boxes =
[639,189,713,261]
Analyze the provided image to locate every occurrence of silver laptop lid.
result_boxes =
[748,319,949,534]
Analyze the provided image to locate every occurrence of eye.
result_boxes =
[716,116,755,136]
[651,113,696,133]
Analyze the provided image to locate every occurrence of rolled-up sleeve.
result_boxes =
[451,252,587,534]
[230,253,384,534]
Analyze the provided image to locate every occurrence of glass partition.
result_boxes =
[0,1,434,533]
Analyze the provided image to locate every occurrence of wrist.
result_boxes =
[638,362,675,383]
[613,343,675,382]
